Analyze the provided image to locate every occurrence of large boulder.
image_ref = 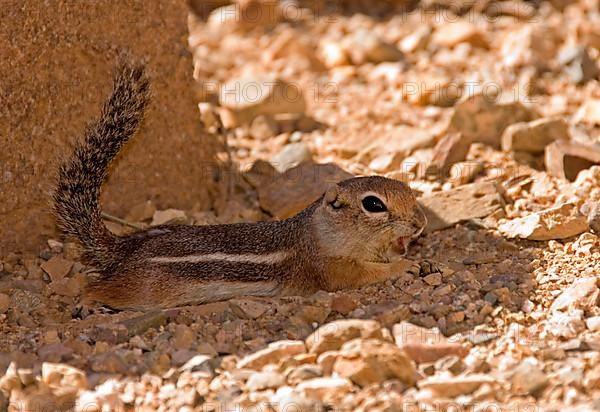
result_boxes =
[0,1,219,255]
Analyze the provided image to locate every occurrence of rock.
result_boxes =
[435,355,465,375]
[270,142,313,173]
[546,311,586,339]
[249,114,279,139]
[511,359,549,397]
[42,362,88,390]
[270,386,324,412]
[345,31,403,65]
[125,200,156,223]
[428,132,472,176]
[583,202,600,233]
[243,159,280,190]
[362,300,410,328]
[423,273,442,286]
[90,352,129,374]
[173,324,195,350]
[286,364,323,385]
[238,340,306,370]
[40,256,74,282]
[585,316,600,332]
[0,293,9,314]
[246,371,285,391]
[557,46,600,84]
[545,140,600,181]
[448,93,536,148]
[575,99,600,125]
[0,362,22,393]
[319,41,350,68]
[357,126,438,167]
[257,162,353,219]
[151,209,188,226]
[393,322,468,364]
[407,74,463,107]
[501,24,560,70]
[448,161,484,185]
[179,355,217,376]
[331,294,358,315]
[418,373,496,397]
[305,319,385,355]
[219,75,306,127]
[333,339,416,387]
[208,1,281,31]
[550,277,599,314]
[229,298,270,320]
[432,21,488,48]
[502,117,570,154]
[399,26,431,53]
[419,182,505,232]
[296,377,354,403]
[499,203,589,240]
[120,311,168,339]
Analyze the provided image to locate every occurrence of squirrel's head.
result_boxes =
[312,176,427,262]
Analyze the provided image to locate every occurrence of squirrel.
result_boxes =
[53,61,429,310]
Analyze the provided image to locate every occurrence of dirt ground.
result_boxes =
[1,0,600,411]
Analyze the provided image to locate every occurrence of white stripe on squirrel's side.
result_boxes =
[147,251,290,265]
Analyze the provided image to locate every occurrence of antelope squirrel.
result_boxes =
[53,62,428,310]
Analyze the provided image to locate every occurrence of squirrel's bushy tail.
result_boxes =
[53,61,150,270]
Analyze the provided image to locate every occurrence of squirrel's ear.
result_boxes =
[324,184,343,209]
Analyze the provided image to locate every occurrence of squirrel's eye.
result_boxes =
[362,196,387,213]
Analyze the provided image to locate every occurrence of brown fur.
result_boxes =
[53,61,428,310]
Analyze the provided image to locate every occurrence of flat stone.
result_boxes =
[250,114,279,140]
[270,386,324,412]
[502,117,570,154]
[333,339,416,387]
[305,319,385,355]
[419,373,496,397]
[40,256,74,282]
[428,132,472,177]
[585,316,600,332]
[432,20,488,48]
[151,209,187,226]
[229,298,270,320]
[557,45,600,84]
[0,293,10,314]
[546,311,586,339]
[219,75,306,127]
[550,277,599,313]
[243,159,280,190]
[331,294,358,315]
[511,360,549,397]
[125,200,156,223]
[246,371,285,391]
[344,31,403,65]
[257,162,353,219]
[499,203,589,240]
[448,93,536,148]
[42,362,88,390]
[575,98,600,125]
[419,182,505,232]
[296,377,354,403]
[270,142,313,173]
[357,126,437,166]
[393,322,468,364]
[237,340,306,370]
[120,311,168,339]
[545,140,600,181]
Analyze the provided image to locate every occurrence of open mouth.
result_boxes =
[392,236,412,256]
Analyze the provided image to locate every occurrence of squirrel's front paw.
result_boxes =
[408,259,441,277]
